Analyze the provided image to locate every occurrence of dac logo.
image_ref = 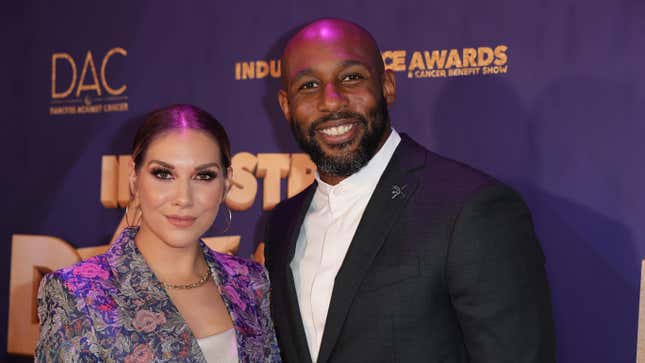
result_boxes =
[49,47,129,115]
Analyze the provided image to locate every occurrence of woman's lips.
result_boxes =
[166,215,196,228]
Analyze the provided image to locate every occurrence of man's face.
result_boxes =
[278,25,396,179]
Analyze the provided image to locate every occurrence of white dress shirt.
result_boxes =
[290,129,401,362]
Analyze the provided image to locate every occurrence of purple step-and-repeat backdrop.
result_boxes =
[2,1,644,361]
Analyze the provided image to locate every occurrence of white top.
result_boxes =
[196,327,239,363]
[290,129,401,362]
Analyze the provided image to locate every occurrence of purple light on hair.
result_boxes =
[179,111,188,128]
[132,104,232,173]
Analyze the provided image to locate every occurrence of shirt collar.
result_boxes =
[314,128,401,196]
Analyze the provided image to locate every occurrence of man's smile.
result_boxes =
[314,119,362,145]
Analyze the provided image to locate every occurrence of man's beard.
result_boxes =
[290,99,390,177]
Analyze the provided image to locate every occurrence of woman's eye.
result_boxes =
[195,172,217,181]
[151,168,173,180]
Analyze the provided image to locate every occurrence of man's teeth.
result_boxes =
[320,124,353,136]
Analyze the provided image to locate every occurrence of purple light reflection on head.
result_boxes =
[282,18,386,81]
[301,26,333,42]
[299,20,344,43]
[315,24,339,40]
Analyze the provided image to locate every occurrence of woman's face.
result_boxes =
[130,129,231,249]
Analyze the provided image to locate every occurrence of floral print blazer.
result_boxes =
[35,227,281,362]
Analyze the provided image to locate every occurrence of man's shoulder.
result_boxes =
[399,136,528,226]
[399,134,500,191]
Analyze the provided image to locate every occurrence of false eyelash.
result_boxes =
[196,171,218,180]
[150,167,173,179]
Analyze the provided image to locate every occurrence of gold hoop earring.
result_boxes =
[215,204,232,233]
[125,204,142,228]
[125,206,132,227]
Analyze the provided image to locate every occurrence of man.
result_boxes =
[264,18,555,363]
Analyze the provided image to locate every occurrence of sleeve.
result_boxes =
[35,273,100,362]
[256,264,282,362]
[447,184,556,363]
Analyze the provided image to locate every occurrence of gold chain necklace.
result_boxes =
[160,268,211,290]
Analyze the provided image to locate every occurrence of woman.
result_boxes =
[35,104,280,362]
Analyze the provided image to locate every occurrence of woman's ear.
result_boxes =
[129,160,138,204]
[223,167,233,199]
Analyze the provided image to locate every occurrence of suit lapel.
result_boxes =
[285,183,317,262]
[276,183,317,363]
[316,136,425,363]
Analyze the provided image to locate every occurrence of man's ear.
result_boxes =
[382,70,396,106]
[278,89,291,121]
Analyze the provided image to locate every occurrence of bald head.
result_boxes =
[281,18,385,88]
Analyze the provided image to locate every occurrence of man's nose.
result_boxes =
[319,83,348,112]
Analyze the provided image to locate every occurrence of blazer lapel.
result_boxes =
[316,136,425,363]
[204,246,258,362]
[276,183,317,363]
[107,227,206,361]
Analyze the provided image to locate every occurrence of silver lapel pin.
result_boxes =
[391,184,407,199]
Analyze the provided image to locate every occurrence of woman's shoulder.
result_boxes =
[43,254,114,295]
[206,248,268,282]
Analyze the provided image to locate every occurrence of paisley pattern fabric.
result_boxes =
[35,227,281,362]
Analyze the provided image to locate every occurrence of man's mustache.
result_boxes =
[308,112,367,137]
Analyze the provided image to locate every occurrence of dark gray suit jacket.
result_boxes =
[265,134,555,363]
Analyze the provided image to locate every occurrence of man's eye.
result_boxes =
[151,168,172,180]
[342,73,364,81]
[195,171,217,181]
[299,81,318,90]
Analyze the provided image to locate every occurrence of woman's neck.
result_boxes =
[134,226,208,284]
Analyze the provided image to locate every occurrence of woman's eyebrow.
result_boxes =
[148,160,174,169]
[195,162,221,171]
